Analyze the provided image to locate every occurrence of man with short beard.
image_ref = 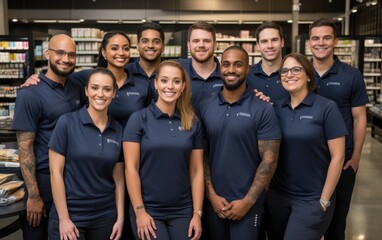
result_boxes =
[179,21,223,110]
[12,34,84,240]
[198,45,281,240]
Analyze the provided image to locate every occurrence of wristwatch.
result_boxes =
[320,199,331,208]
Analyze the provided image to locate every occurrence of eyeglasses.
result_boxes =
[279,66,304,77]
[48,48,77,59]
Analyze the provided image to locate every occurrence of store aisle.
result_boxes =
[0,130,381,240]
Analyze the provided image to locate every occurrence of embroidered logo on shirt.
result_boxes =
[326,82,340,86]
[178,126,184,131]
[107,138,119,146]
[213,83,224,88]
[126,92,140,96]
[300,115,313,120]
[75,99,81,105]
[236,112,251,118]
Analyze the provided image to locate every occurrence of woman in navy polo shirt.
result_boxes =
[267,53,348,239]
[48,68,124,240]
[123,60,204,240]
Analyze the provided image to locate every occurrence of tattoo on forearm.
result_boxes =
[17,132,40,199]
[247,140,280,203]
[203,157,213,193]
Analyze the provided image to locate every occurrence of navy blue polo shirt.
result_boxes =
[246,60,289,102]
[271,92,348,200]
[198,87,281,203]
[11,73,84,172]
[48,106,122,223]
[178,57,223,110]
[123,102,204,214]
[314,56,369,161]
[71,69,151,127]
[126,59,157,100]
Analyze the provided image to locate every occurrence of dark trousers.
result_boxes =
[206,201,264,240]
[267,189,335,240]
[19,172,52,240]
[48,214,116,240]
[324,167,356,240]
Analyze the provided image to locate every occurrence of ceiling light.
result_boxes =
[337,17,343,21]
[57,20,83,23]
[242,21,263,24]
[96,20,119,24]
[371,0,378,5]
[141,18,147,23]
[122,20,143,24]
[351,7,358,13]
[216,21,239,24]
[33,20,57,23]
[159,20,176,24]
[287,20,293,23]
[11,18,18,22]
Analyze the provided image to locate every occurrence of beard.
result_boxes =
[191,49,214,63]
[222,76,246,91]
[49,60,75,77]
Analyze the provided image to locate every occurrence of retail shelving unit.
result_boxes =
[363,38,382,107]
[215,37,260,65]
[0,36,31,119]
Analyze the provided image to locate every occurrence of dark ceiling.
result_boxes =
[8,0,346,13]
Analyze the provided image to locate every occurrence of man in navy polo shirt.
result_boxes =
[246,21,288,102]
[199,45,281,240]
[11,34,83,240]
[308,18,369,240]
[126,22,165,98]
[179,21,223,109]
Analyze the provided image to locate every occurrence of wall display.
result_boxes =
[363,38,382,106]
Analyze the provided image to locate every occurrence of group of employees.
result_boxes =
[11,17,368,240]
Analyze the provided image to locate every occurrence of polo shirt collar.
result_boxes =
[79,106,119,131]
[281,91,316,108]
[252,60,279,77]
[122,68,135,87]
[189,57,221,81]
[39,72,66,89]
[217,86,253,105]
[131,58,156,79]
[314,55,340,78]
[149,101,181,119]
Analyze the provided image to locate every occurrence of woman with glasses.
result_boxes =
[266,53,348,240]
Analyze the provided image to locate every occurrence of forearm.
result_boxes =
[16,131,40,199]
[322,137,345,201]
[190,150,204,213]
[50,170,70,220]
[125,167,145,213]
[246,140,280,204]
[203,156,217,200]
[352,108,367,165]
[113,162,125,222]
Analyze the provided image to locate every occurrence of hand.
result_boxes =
[223,198,253,221]
[208,193,229,219]
[109,219,124,240]
[20,74,40,88]
[136,210,157,240]
[188,214,202,240]
[319,202,328,212]
[59,218,80,240]
[253,89,270,103]
[26,197,46,227]
[343,158,359,172]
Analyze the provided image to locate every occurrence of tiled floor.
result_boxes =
[1,129,381,240]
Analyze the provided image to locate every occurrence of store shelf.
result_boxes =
[216,38,257,42]
[72,38,102,42]
[76,51,99,55]
[76,63,97,67]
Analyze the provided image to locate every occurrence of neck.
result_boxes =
[87,107,108,132]
[155,99,176,116]
[222,83,246,104]
[313,55,334,77]
[45,70,67,86]
[261,57,282,76]
[108,65,127,88]
[139,58,161,77]
[191,57,216,79]
[289,89,309,109]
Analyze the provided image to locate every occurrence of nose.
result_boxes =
[61,53,70,62]
[286,69,294,77]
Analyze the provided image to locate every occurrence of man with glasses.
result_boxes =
[12,34,84,240]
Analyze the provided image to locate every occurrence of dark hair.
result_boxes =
[255,21,284,42]
[222,45,249,66]
[187,21,216,42]
[87,67,117,92]
[280,53,316,92]
[309,18,338,39]
[97,30,131,68]
[137,22,165,43]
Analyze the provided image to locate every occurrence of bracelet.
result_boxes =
[136,205,145,211]
[320,199,331,208]
[194,210,203,218]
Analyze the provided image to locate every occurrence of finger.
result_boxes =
[148,226,156,239]
[75,226,80,237]
[144,228,152,240]
[188,224,193,238]
[150,218,157,230]
[36,213,42,226]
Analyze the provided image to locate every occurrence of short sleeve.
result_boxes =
[323,100,348,140]
[257,103,282,140]
[192,119,204,150]
[123,111,144,143]
[351,70,369,107]
[48,114,69,156]
[11,89,41,132]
